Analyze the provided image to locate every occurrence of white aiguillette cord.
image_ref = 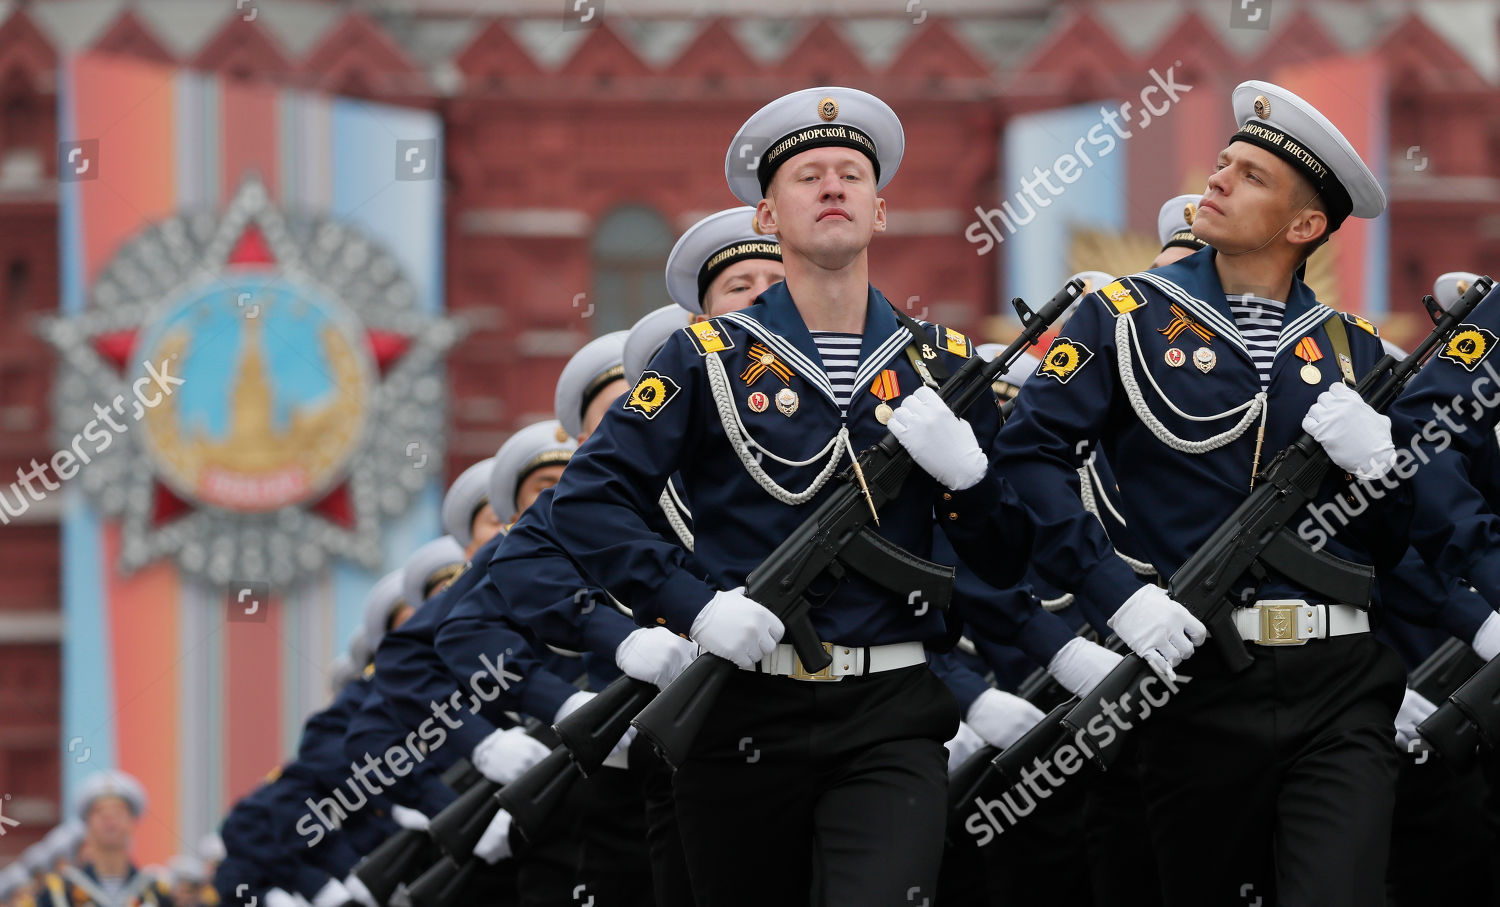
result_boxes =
[705,350,846,505]
[1115,309,1268,488]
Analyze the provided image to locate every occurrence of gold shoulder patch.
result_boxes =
[1341,312,1378,336]
[943,327,971,357]
[1438,325,1497,372]
[1099,280,1145,316]
[686,319,734,355]
[624,370,682,419]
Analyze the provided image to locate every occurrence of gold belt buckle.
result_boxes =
[789,642,839,681]
[1258,602,1307,646]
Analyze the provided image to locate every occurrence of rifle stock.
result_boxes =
[1420,652,1500,768]
[631,280,1087,768]
[351,758,477,905]
[492,746,580,841]
[403,854,479,907]
[552,676,657,776]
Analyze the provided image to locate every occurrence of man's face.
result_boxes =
[85,797,134,853]
[702,259,785,317]
[1150,245,1196,269]
[467,503,502,557]
[515,463,567,518]
[756,148,885,270]
[390,602,415,629]
[1193,142,1324,256]
[580,378,629,444]
[172,882,202,906]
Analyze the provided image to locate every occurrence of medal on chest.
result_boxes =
[1294,336,1323,384]
[870,369,901,425]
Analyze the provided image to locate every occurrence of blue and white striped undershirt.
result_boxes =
[1227,294,1286,389]
[811,331,862,416]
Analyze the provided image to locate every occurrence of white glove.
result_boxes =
[602,726,636,770]
[390,804,428,832]
[689,587,783,669]
[310,878,352,907]
[342,874,378,907]
[616,627,699,689]
[553,689,594,726]
[887,385,989,491]
[1047,637,1125,698]
[965,688,1045,749]
[1302,382,1396,481]
[1108,585,1206,682]
[471,727,550,785]
[553,690,633,766]
[944,721,988,773]
[1395,686,1437,748]
[473,809,515,864]
[1472,612,1500,661]
[264,890,300,907]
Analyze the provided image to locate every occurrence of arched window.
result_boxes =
[590,204,673,335]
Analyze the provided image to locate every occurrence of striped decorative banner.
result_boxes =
[56,51,446,864]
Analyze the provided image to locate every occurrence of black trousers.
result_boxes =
[634,738,697,907]
[939,760,1095,907]
[1386,748,1499,905]
[672,665,957,907]
[1081,741,1162,907]
[1134,634,1404,907]
[573,763,655,907]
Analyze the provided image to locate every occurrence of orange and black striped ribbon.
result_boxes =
[1159,303,1215,344]
[740,342,795,386]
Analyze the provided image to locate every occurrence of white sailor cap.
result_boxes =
[73,770,147,822]
[359,569,406,657]
[665,207,781,315]
[725,86,905,206]
[1230,80,1385,226]
[1157,194,1209,251]
[197,832,226,864]
[1064,271,1115,321]
[401,536,466,612]
[975,345,1041,391]
[624,305,691,387]
[327,652,358,693]
[1068,271,1115,297]
[554,332,629,440]
[441,457,495,547]
[347,625,372,669]
[168,854,207,885]
[490,420,577,524]
[1434,271,1482,313]
[19,842,51,874]
[0,862,28,896]
[40,822,83,864]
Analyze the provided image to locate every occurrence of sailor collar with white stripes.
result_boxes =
[1111,250,1334,367]
[707,282,926,414]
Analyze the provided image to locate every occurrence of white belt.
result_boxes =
[1231,600,1369,646]
[750,640,927,681]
